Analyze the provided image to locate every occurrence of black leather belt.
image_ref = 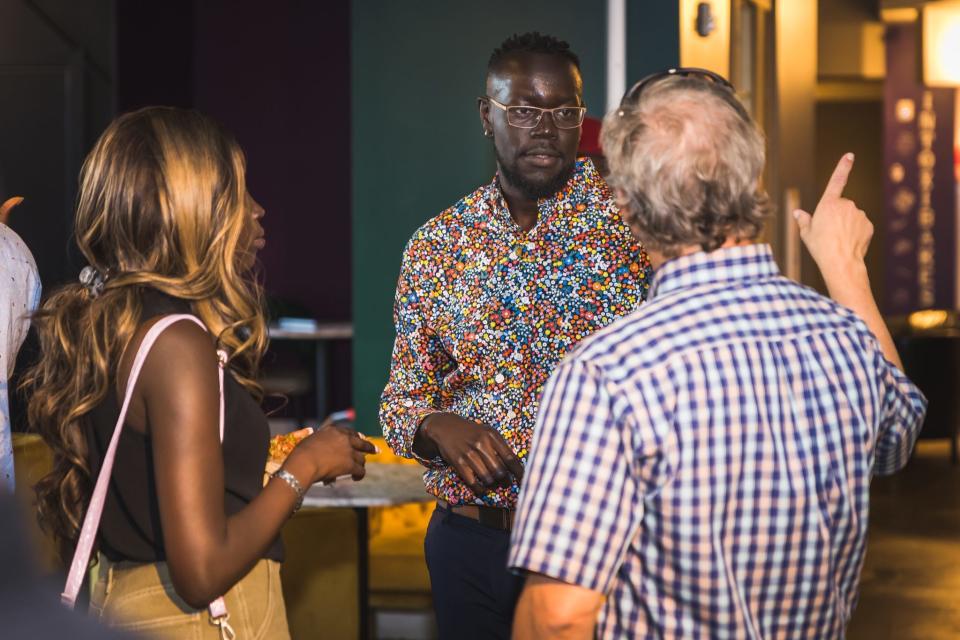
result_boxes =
[438,500,516,531]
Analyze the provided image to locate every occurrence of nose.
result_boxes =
[531,110,558,138]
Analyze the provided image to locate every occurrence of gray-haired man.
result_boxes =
[509,69,927,639]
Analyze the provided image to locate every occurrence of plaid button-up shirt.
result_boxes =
[509,244,927,639]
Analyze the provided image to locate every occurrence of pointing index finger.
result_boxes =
[820,153,855,202]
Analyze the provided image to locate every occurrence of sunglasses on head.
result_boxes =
[617,67,742,117]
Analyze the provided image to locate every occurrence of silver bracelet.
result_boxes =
[271,469,305,513]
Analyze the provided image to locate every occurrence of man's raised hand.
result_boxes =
[792,152,904,369]
[792,153,873,274]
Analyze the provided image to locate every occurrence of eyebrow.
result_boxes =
[504,94,583,107]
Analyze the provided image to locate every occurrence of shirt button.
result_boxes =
[526,242,536,252]
[495,373,505,384]
[506,409,516,420]
[403,399,414,407]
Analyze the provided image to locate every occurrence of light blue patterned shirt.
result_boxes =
[1,224,41,491]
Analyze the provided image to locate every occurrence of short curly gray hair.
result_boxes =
[601,77,771,258]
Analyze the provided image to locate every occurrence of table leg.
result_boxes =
[315,341,328,420]
[356,506,370,640]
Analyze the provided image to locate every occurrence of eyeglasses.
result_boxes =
[483,96,587,129]
[617,67,745,119]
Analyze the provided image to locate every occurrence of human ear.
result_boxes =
[477,98,493,138]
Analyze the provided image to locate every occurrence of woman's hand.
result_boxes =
[284,420,378,485]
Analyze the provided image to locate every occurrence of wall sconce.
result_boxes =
[696,2,715,38]
[923,0,960,87]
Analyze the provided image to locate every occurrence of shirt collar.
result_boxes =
[649,244,780,299]
[486,157,599,227]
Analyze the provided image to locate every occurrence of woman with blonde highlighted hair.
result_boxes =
[24,107,373,638]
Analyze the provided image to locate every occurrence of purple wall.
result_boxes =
[118,0,351,321]
[192,1,351,323]
[116,1,194,111]
[116,1,353,411]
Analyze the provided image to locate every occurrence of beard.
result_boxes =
[496,148,576,201]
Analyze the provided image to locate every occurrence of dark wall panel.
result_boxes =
[115,0,194,111]
[627,0,680,85]
[192,0,351,325]
[0,0,115,292]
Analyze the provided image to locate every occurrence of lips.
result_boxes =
[253,236,266,249]
[523,147,561,158]
[522,149,561,168]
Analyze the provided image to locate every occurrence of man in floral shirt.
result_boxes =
[380,32,650,638]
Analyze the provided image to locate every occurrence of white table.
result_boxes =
[302,463,433,639]
[303,462,431,508]
[268,323,353,419]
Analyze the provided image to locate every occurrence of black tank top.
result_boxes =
[85,289,283,563]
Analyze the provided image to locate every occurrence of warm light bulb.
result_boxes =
[923,1,960,87]
[907,309,949,330]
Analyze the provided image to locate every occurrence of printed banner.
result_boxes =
[883,24,957,314]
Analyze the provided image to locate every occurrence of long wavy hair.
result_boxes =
[22,107,267,562]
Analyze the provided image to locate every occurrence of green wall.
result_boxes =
[628,1,680,83]
[352,1,679,433]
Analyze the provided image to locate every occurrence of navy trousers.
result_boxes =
[424,505,525,640]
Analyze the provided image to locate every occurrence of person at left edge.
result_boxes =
[1,191,40,492]
[380,32,651,639]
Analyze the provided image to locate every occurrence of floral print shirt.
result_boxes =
[380,158,650,507]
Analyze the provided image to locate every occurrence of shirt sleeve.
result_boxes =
[508,357,658,594]
[0,224,41,492]
[873,351,927,476]
[379,242,452,469]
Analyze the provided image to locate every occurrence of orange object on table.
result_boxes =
[265,427,312,478]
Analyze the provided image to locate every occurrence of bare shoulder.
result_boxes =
[119,316,218,397]
[146,317,215,359]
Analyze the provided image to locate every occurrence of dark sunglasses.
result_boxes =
[617,67,746,119]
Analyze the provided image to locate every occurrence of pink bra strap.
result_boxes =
[62,314,228,616]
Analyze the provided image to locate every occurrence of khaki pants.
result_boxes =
[90,555,291,640]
